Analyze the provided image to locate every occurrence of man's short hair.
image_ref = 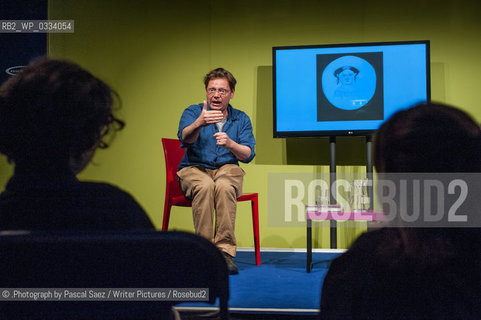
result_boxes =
[203,68,237,91]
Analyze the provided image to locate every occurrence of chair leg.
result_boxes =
[251,197,261,266]
[162,203,172,231]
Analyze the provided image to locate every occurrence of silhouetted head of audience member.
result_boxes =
[0,57,124,174]
[320,102,481,320]
[374,102,481,173]
[374,102,481,257]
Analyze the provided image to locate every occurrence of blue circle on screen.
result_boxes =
[322,56,376,110]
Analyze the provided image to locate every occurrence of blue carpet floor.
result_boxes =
[177,250,342,316]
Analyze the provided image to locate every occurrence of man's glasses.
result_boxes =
[207,88,230,96]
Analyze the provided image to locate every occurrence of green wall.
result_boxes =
[1,0,480,249]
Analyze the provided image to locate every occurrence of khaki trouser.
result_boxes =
[177,164,244,257]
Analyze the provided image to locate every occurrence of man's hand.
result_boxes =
[182,101,224,144]
[198,100,224,127]
[214,132,252,161]
[214,132,232,148]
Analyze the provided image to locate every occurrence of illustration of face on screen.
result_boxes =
[317,52,383,121]
[329,62,374,109]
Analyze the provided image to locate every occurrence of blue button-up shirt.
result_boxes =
[177,103,256,170]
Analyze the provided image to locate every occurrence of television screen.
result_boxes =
[273,40,430,137]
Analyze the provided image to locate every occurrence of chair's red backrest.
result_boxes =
[162,138,185,198]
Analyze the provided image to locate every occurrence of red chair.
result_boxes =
[161,138,261,266]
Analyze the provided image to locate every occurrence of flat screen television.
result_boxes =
[273,40,430,137]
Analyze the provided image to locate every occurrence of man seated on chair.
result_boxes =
[177,68,256,275]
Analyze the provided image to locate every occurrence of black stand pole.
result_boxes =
[307,135,372,272]
[366,135,374,230]
[366,135,373,209]
[329,136,337,249]
[306,136,337,272]
[306,218,312,272]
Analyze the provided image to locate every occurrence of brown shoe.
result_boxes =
[222,252,239,275]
